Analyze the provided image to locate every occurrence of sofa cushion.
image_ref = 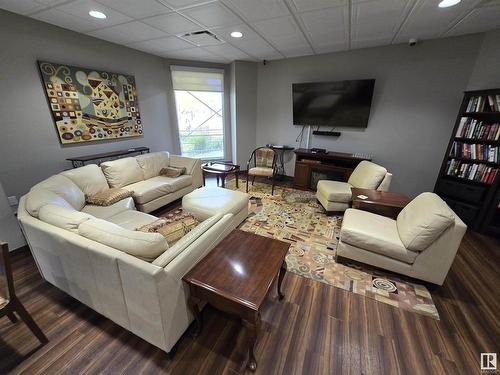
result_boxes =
[397,192,455,252]
[248,167,273,177]
[152,214,223,267]
[39,204,94,233]
[341,209,418,264]
[101,157,143,188]
[81,197,135,219]
[86,188,132,206]
[123,175,193,204]
[316,180,352,202]
[32,175,85,210]
[135,152,170,179]
[25,188,73,218]
[182,186,249,221]
[348,161,387,190]
[79,218,168,261]
[61,164,109,197]
[107,210,158,230]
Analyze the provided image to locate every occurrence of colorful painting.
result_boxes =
[38,61,143,144]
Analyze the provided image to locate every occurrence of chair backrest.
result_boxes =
[348,160,388,190]
[0,242,13,309]
[250,147,276,169]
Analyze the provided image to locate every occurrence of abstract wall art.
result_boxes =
[38,61,143,144]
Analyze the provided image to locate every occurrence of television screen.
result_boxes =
[292,79,375,128]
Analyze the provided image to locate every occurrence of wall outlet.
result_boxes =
[7,196,18,206]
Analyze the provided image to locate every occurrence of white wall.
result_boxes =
[256,34,484,197]
[0,183,26,250]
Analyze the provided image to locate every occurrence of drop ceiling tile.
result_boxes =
[290,0,346,12]
[88,21,168,44]
[55,0,133,27]
[129,35,194,52]
[395,0,481,42]
[143,12,201,34]
[446,5,500,36]
[314,41,347,54]
[32,8,105,33]
[204,43,252,60]
[252,16,309,51]
[351,0,412,44]
[223,0,289,22]
[281,45,314,58]
[181,2,242,28]
[212,23,261,42]
[95,0,172,19]
[351,37,391,50]
[163,0,213,10]
[299,6,348,45]
[0,0,47,14]
[162,47,227,62]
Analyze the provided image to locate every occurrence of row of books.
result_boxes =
[466,95,500,112]
[446,159,498,184]
[450,142,499,163]
[455,118,500,140]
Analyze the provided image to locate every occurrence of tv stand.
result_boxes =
[293,148,371,190]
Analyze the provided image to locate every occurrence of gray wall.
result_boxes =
[230,61,257,166]
[0,10,230,199]
[256,34,485,197]
[0,10,174,197]
[467,29,500,90]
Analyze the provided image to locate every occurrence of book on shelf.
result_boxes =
[466,94,500,112]
[446,158,498,184]
[450,141,500,163]
[455,117,500,140]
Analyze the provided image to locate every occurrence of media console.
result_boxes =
[293,148,371,190]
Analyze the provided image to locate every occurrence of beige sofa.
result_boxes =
[316,160,392,212]
[17,161,248,354]
[337,192,467,285]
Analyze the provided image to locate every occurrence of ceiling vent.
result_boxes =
[181,30,224,46]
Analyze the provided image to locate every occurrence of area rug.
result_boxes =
[224,179,439,320]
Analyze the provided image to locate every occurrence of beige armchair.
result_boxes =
[336,192,467,286]
[316,160,392,212]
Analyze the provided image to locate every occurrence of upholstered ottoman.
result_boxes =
[182,187,249,229]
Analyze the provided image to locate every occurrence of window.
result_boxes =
[171,67,225,159]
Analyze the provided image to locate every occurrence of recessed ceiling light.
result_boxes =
[438,0,461,8]
[89,10,107,19]
[230,31,243,38]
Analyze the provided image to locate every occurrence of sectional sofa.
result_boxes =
[17,152,249,353]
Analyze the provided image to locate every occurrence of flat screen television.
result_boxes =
[292,79,375,128]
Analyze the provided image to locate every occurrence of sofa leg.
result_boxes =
[165,344,177,359]
[246,176,249,193]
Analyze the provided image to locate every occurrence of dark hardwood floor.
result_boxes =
[1,178,499,374]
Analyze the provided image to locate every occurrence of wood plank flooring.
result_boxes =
[1,185,499,374]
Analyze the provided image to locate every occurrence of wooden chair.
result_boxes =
[246,147,277,195]
[0,242,48,344]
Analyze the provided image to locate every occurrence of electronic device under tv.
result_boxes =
[292,79,376,128]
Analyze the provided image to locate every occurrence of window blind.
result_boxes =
[171,67,224,92]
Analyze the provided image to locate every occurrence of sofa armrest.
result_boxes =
[164,214,234,280]
[170,155,199,175]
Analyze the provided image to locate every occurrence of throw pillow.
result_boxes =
[86,188,132,206]
[160,166,186,178]
[137,213,198,244]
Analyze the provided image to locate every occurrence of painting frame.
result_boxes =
[37,61,143,145]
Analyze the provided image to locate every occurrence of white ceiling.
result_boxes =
[1,0,500,63]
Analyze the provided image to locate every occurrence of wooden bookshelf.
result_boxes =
[434,88,500,233]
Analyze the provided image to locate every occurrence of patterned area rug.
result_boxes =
[224,179,439,320]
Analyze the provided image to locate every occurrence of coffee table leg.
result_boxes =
[277,261,286,300]
[188,296,202,337]
[221,173,226,188]
[236,171,239,188]
[242,312,260,371]
[202,171,206,186]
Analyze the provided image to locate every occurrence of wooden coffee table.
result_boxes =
[201,162,240,188]
[351,188,411,218]
[183,230,290,371]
